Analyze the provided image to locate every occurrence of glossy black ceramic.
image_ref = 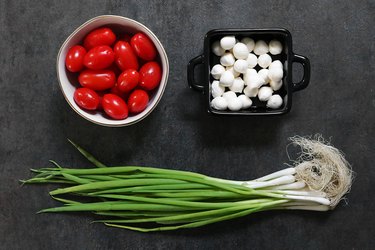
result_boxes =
[188,28,310,115]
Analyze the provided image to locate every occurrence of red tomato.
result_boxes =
[110,83,128,100]
[117,69,139,93]
[78,69,116,91]
[102,94,128,119]
[65,45,86,72]
[130,33,157,61]
[73,88,100,110]
[128,89,149,114]
[113,41,138,71]
[83,45,115,70]
[83,27,116,50]
[138,62,162,90]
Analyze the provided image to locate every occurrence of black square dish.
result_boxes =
[187,28,310,115]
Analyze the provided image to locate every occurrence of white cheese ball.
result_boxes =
[210,64,225,79]
[244,72,264,88]
[233,43,249,59]
[212,41,225,56]
[269,40,283,55]
[258,69,270,84]
[219,71,235,87]
[268,67,284,82]
[270,79,283,91]
[226,66,241,77]
[211,80,225,98]
[241,37,255,52]
[257,54,272,68]
[238,94,253,109]
[211,96,228,110]
[229,77,245,93]
[269,60,283,70]
[267,94,283,109]
[220,36,236,50]
[223,91,237,102]
[258,86,273,101]
[233,59,248,74]
[220,53,235,66]
[254,40,269,55]
[243,86,259,98]
[244,68,258,77]
[246,53,258,68]
[227,97,242,111]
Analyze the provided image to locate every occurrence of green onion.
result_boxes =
[23,136,353,232]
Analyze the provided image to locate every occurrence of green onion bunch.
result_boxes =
[23,136,353,232]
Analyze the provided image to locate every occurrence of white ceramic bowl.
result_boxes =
[57,15,169,127]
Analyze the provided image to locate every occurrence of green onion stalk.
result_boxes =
[22,136,353,232]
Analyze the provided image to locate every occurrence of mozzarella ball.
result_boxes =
[219,71,234,87]
[211,80,225,98]
[254,40,269,55]
[258,87,273,101]
[243,86,259,97]
[211,96,228,110]
[270,79,283,91]
[228,97,242,111]
[269,40,283,55]
[258,69,270,84]
[246,53,258,68]
[210,64,225,79]
[257,54,272,68]
[212,41,225,56]
[229,77,245,93]
[267,94,283,109]
[220,53,235,66]
[244,72,264,88]
[226,66,241,77]
[233,59,248,73]
[244,68,258,77]
[269,60,283,70]
[223,91,237,102]
[268,67,284,82]
[233,43,249,59]
[220,36,236,50]
[238,94,253,109]
[241,37,255,52]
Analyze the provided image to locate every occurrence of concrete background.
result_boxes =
[0,0,374,249]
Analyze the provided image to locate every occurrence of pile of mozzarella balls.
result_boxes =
[210,36,284,111]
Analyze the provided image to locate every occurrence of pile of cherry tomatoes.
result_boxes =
[65,27,162,120]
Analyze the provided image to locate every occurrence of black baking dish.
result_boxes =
[187,28,311,115]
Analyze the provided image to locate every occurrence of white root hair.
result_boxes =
[290,135,354,207]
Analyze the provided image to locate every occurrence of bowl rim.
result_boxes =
[56,15,169,127]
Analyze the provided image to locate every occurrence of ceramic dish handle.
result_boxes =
[292,54,311,92]
[187,55,204,92]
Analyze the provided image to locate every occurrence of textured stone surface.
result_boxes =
[0,0,374,249]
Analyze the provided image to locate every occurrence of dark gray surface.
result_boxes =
[1,0,374,249]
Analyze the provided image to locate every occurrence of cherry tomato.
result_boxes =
[117,69,139,93]
[113,41,138,71]
[83,45,115,70]
[83,27,116,50]
[102,94,128,119]
[65,45,86,72]
[110,83,128,100]
[78,69,116,91]
[73,88,100,110]
[128,89,149,114]
[138,62,162,90]
[130,33,157,61]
